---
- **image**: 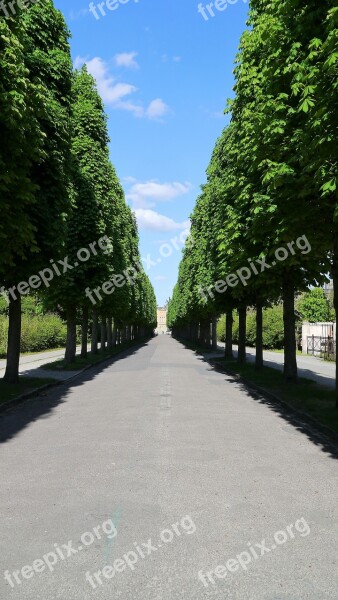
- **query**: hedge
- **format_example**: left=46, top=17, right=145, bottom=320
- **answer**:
left=0, top=314, right=67, bottom=356
left=217, top=305, right=284, bottom=350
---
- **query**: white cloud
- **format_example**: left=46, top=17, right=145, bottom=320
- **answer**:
left=84, top=57, right=137, bottom=105
left=126, top=180, right=193, bottom=208
left=154, top=275, right=167, bottom=281
left=145, top=99, right=169, bottom=120
left=134, top=209, right=190, bottom=232
left=73, top=56, right=170, bottom=120
left=114, top=52, right=139, bottom=69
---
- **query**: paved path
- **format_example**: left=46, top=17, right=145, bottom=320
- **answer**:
left=217, top=343, right=336, bottom=388
left=0, top=347, right=85, bottom=381
left=0, top=336, right=337, bottom=600
left=1, top=343, right=335, bottom=386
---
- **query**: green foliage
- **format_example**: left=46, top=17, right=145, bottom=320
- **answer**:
left=0, top=296, right=48, bottom=317
left=0, top=317, right=8, bottom=355
left=217, top=306, right=285, bottom=350
left=0, top=7, right=44, bottom=277
left=0, top=298, right=8, bottom=316
left=7, top=0, right=74, bottom=283
left=0, top=314, right=67, bottom=356
left=297, top=288, right=332, bottom=323
left=261, top=306, right=285, bottom=350
left=50, top=66, right=157, bottom=331
left=169, top=0, right=336, bottom=364
left=21, top=296, right=45, bottom=316
left=49, top=65, right=112, bottom=310
left=0, top=0, right=156, bottom=380
left=216, top=315, right=226, bottom=342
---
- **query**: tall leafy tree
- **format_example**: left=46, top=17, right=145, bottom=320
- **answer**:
left=170, top=0, right=337, bottom=396
left=0, top=6, right=43, bottom=270
left=1, top=1, right=73, bottom=382
left=297, top=288, right=332, bottom=323
left=51, top=66, right=111, bottom=362
left=53, top=66, right=157, bottom=360
left=0, top=6, right=43, bottom=384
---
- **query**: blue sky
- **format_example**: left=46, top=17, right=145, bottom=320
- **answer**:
left=55, top=0, right=249, bottom=305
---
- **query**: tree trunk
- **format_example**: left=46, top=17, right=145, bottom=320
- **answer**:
left=100, top=318, right=106, bottom=352
left=255, top=301, right=263, bottom=370
left=107, top=317, right=113, bottom=350
left=65, top=305, right=77, bottom=364
left=332, top=233, right=338, bottom=408
left=206, top=320, right=212, bottom=349
left=200, top=320, right=210, bottom=348
left=116, top=323, right=121, bottom=345
left=283, top=271, right=298, bottom=382
left=91, top=309, right=98, bottom=354
left=237, top=306, right=247, bottom=364
left=199, top=321, right=204, bottom=346
left=199, top=322, right=203, bottom=346
left=225, top=309, right=233, bottom=359
left=212, top=316, right=218, bottom=350
left=81, top=306, right=88, bottom=358
left=4, top=294, right=22, bottom=383
left=112, top=321, right=117, bottom=346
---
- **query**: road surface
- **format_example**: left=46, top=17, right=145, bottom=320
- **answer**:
left=0, top=336, right=337, bottom=600
left=1, top=342, right=335, bottom=387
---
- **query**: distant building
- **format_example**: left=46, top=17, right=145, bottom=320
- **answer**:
left=156, top=307, right=167, bottom=334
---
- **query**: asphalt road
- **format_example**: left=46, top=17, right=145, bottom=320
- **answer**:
left=0, top=336, right=337, bottom=600
left=0, top=348, right=67, bottom=373
left=1, top=342, right=335, bottom=387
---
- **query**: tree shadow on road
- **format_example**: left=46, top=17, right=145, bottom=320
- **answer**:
left=180, top=342, right=338, bottom=461
left=227, top=375, right=338, bottom=460
left=0, top=341, right=151, bottom=445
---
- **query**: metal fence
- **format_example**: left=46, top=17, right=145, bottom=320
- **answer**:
left=307, top=336, right=336, bottom=360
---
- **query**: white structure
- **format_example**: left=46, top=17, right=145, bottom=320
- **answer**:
left=302, top=322, right=336, bottom=356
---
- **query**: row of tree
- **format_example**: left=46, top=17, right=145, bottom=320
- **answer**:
left=0, top=0, right=157, bottom=383
left=168, top=0, right=337, bottom=405
left=218, top=288, right=335, bottom=351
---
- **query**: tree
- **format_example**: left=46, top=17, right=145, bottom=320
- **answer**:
left=0, top=7, right=43, bottom=272
left=49, top=65, right=113, bottom=362
left=0, top=8, right=43, bottom=383
left=0, top=1, right=73, bottom=382
left=169, top=0, right=337, bottom=396
left=51, top=67, right=157, bottom=359
left=297, top=288, right=332, bottom=323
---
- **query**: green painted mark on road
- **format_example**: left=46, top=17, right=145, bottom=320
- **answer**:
left=104, top=508, right=123, bottom=563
